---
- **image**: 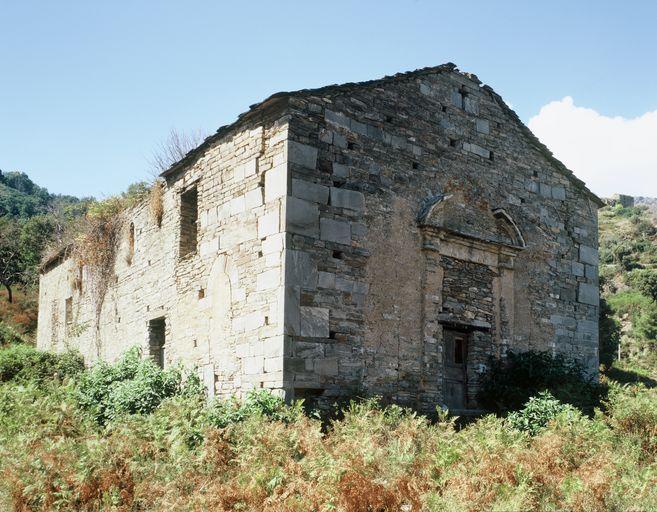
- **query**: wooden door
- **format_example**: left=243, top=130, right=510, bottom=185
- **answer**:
left=443, top=329, right=469, bottom=410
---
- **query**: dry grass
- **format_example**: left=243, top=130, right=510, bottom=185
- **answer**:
left=0, top=287, right=38, bottom=336
left=2, top=377, right=657, bottom=511
left=149, top=180, right=165, bottom=228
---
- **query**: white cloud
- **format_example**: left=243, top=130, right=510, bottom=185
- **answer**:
left=528, top=97, right=657, bottom=198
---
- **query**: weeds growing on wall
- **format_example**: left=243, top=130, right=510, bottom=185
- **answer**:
left=60, top=184, right=150, bottom=353
left=149, top=179, right=165, bottom=227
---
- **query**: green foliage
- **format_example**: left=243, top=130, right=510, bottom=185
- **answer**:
left=627, top=268, right=657, bottom=301
left=0, top=170, right=81, bottom=219
left=3, top=362, right=657, bottom=511
left=0, top=322, right=26, bottom=346
left=478, top=350, right=603, bottom=413
left=607, top=290, right=653, bottom=315
left=74, top=347, right=204, bottom=425
left=0, top=344, right=84, bottom=383
left=634, top=305, right=657, bottom=340
left=205, top=389, right=303, bottom=428
left=507, top=391, right=578, bottom=435
left=599, top=298, right=621, bottom=368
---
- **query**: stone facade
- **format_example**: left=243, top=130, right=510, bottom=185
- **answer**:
left=37, top=63, right=602, bottom=412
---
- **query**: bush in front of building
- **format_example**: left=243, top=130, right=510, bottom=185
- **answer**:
left=74, top=346, right=204, bottom=425
left=0, top=343, right=84, bottom=383
left=507, top=391, right=579, bottom=435
left=478, top=350, right=604, bottom=414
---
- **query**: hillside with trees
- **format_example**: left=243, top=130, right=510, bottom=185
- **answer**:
left=0, top=171, right=88, bottom=338
left=599, top=203, right=657, bottom=376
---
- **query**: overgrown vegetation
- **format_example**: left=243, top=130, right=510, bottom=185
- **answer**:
left=479, top=350, right=603, bottom=414
left=599, top=203, right=657, bottom=371
left=74, top=347, right=202, bottom=425
left=70, top=183, right=150, bottom=341
left=2, top=174, right=657, bottom=509
left=1, top=343, right=657, bottom=511
left=0, top=344, right=83, bottom=384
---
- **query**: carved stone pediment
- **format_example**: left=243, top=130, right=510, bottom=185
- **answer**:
left=417, top=192, right=525, bottom=250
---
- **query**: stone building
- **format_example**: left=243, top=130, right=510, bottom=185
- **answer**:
left=37, top=63, right=602, bottom=413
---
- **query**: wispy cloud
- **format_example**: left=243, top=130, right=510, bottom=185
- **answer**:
left=528, top=97, right=657, bottom=198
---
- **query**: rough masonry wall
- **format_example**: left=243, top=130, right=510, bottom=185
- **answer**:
left=282, top=68, right=599, bottom=411
left=37, top=112, right=291, bottom=398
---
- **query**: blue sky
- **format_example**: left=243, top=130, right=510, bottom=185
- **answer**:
left=1, top=0, right=656, bottom=198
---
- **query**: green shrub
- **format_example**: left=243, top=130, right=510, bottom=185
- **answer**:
left=599, top=298, right=621, bottom=368
left=607, top=290, right=653, bottom=317
left=627, top=269, right=657, bottom=301
left=507, top=391, right=578, bottom=435
left=75, top=347, right=203, bottom=425
left=205, top=389, right=302, bottom=428
left=478, top=350, right=603, bottom=413
left=604, top=383, right=657, bottom=455
left=0, top=322, right=26, bottom=346
left=634, top=305, right=657, bottom=341
left=0, top=344, right=84, bottom=383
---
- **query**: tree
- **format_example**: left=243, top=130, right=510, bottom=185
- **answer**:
left=149, top=128, right=208, bottom=174
left=628, top=269, right=657, bottom=302
left=599, top=298, right=621, bottom=368
left=0, top=219, right=25, bottom=303
left=19, top=216, right=57, bottom=287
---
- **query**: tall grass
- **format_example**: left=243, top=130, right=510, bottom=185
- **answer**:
left=1, top=346, right=657, bottom=511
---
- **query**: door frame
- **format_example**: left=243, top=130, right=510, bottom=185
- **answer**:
left=442, top=327, right=471, bottom=410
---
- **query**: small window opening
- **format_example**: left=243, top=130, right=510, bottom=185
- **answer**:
left=449, top=138, right=458, bottom=147
left=193, top=339, right=198, bottom=348
left=332, top=250, right=345, bottom=260
left=347, top=141, right=356, bottom=150
left=180, top=185, right=199, bottom=257
left=264, top=316, right=270, bottom=325
left=198, top=288, right=205, bottom=300
left=412, top=161, right=419, bottom=170
left=385, top=115, right=393, bottom=122
left=533, top=170, right=539, bottom=177
left=65, top=297, right=73, bottom=325
left=148, top=317, right=166, bottom=368
left=127, top=222, right=135, bottom=265
left=258, top=251, right=263, bottom=258
left=489, top=152, right=494, bottom=161
left=329, top=330, right=337, bottom=340
left=441, top=105, right=447, bottom=113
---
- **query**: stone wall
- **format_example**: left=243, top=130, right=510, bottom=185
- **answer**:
left=38, top=109, right=291, bottom=399
left=281, top=66, right=600, bottom=412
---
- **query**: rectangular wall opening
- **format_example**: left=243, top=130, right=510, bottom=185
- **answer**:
left=148, top=317, right=166, bottom=368
left=65, top=297, right=73, bottom=325
left=180, top=185, right=198, bottom=257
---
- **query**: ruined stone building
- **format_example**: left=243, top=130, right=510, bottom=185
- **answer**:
left=37, top=64, right=602, bottom=412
